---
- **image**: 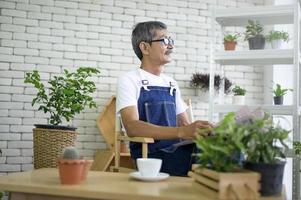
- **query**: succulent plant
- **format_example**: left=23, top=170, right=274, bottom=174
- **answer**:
left=62, top=146, right=80, bottom=160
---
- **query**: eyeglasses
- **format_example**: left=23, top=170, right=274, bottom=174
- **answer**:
left=149, top=37, right=174, bottom=46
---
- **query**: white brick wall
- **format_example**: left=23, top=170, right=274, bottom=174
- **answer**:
left=0, top=0, right=265, bottom=174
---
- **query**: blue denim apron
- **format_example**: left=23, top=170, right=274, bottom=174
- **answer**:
left=130, top=70, right=195, bottom=176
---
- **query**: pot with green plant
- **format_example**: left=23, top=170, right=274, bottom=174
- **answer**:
left=242, top=114, right=289, bottom=196
left=265, top=30, right=289, bottom=49
left=24, top=67, right=100, bottom=169
left=273, top=83, right=292, bottom=105
left=232, top=85, right=246, bottom=105
left=245, top=20, right=265, bottom=50
left=190, top=72, right=232, bottom=102
left=223, top=32, right=240, bottom=51
left=193, top=113, right=260, bottom=199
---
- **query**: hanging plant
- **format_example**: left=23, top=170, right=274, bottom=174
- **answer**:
left=190, top=73, right=232, bottom=94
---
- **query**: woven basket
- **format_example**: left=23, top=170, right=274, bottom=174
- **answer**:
left=33, top=128, right=77, bottom=169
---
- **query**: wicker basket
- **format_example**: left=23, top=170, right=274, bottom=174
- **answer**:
left=33, top=128, right=77, bottom=169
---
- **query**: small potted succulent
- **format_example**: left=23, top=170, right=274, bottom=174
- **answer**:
left=265, top=30, right=289, bottom=49
left=190, top=73, right=232, bottom=101
left=244, top=20, right=265, bottom=50
left=273, top=83, right=292, bottom=105
left=58, top=146, right=92, bottom=185
left=24, top=67, right=100, bottom=169
left=223, top=32, right=240, bottom=51
left=232, top=85, right=246, bottom=105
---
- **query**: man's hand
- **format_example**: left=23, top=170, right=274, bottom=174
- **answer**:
left=178, top=120, right=214, bottom=139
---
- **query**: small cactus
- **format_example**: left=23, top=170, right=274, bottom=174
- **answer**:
left=62, top=146, right=80, bottom=159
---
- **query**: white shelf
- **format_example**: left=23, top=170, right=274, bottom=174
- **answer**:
left=215, top=5, right=294, bottom=26
left=214, top=104, right=300, bottom=115
left=214, top=49, right=294, bottom=65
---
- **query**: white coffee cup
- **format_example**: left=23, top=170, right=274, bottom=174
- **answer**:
left=136, top=158, right=162, bottom=177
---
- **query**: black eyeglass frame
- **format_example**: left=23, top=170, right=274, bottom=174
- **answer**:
left=149, top=37, right=174, bottom=46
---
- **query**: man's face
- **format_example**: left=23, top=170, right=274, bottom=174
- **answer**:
left=148, top=29, right=174, bottom=65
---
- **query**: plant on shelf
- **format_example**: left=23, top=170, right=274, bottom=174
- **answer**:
left=24, top=67, right=100, bottom=169
left=223, top=32, right=240, bottom=51
left=242, top=113, right=289, bottom=196
left=190, top=73, right=232, bottom=99
left=193, top=113, right=260, bottom=199
left=232, top=85, right=246, bottom=105
left=244, top=20, right=265, bottom=50
left=273, top=83, right=292, bottom=105
left=58, top=146, right=92, bottom=185
left=265, top=30, right=289, bottom=49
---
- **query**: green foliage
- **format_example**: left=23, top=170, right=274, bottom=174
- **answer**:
left=195, top=113, right=245, bottom=172
left=24, top=67, right=100, bottom=125
left=232, top=85, right=246, bottom=96
left=244, top=20, right=264, bottom=40
left=190, top=73, right=233, bottom=94
left=293, top=141, right=301, bottom=156
left=62, top=146, right=80, bottom=159
left=273, top=83, right=292, bottom=97
left=224, top=32, right=240, bottom=42
left=242, top=114, right=289, bottom=164
left=266, top=30, right=289, bottom=43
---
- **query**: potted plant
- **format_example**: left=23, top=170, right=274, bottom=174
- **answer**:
left=193, top=113, right=260, bottom=199
left=273, top=83, right=292, bottom=105
left=58, top=146, right=92, bottom=185
left=223, top=32, right=240, bottom=51
left=244, top=20, right=265, bottom=50
left=190, top=73, right=232, bottom=101
left=265, top=30, right=289, bottom=49
left=24, top=67, right=100, bottom=169
left=232, top=85, right=246, bottom=105
left=242, top=114, right=289, bottom=196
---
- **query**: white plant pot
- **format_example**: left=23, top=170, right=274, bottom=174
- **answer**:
left=232, top=95, right=245, bottom=105
left=271, top=39, right=284, bottom=49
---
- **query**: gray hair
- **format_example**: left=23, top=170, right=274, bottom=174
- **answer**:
left=131, top=21, right=167, bottom=60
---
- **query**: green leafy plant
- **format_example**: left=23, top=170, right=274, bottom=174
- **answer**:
left=266, top=30, right=289, bottom=43
left=25, top=67, right=100, bottom=125
left=224, top=32, right=240, bottom=42
left=273, top=83, right=292, bottom=97
left=195, top=113, right=245, bottom=172
left=190, top=73, right=233, bottom=94
left=244, top=20, right=264, bottom=40
left=232, top=85, right=246, bottom=96
left=241, top=114, right=289, bottom=163
left=293, top=141, right=301, bottom=156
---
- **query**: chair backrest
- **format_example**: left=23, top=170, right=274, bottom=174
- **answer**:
left=96, top=96, right=116, bottom=150
left=185, top=99, right=194, bottom=122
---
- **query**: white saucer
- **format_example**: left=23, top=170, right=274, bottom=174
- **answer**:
left=129, top=171, right=169, bottom=182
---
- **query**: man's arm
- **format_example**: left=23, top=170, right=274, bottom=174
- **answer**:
left=177, top=112, right=190, bottom=126
left=120, top=106, right=212, bottom=140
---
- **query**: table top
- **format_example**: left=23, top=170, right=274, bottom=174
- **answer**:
left=0, top=168, right=209, bottom=200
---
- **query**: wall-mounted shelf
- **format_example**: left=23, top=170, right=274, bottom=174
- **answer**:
left=214, top=49, right=294, bottom=65
left=215, top=5, right=294, bottom=26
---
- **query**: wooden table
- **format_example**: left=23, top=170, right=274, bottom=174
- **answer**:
left=0, top=168, right=286, bottom=200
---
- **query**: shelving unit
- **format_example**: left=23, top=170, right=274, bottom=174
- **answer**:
left=209, top=3, right=300, bottom=199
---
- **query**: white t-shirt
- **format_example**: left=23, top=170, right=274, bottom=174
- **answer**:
left=116, top=68, right=187, bottom=115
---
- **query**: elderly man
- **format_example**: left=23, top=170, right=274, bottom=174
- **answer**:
left=116, top=21, right=212, bottom=176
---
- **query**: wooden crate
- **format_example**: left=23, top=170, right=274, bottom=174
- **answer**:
left=191, top=168, right=260, bottom=200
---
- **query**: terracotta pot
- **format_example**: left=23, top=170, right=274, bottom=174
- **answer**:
left=224, top=41, right=237, bottom=51
left=81, top=160, right=93, bottom=181
left=58, top=159, right=85, bottom=185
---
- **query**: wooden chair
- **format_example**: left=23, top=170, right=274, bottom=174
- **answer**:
left=113, top=98, right=194, bottom=172
left=91, top=96, right=134, bottom=171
